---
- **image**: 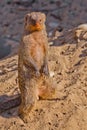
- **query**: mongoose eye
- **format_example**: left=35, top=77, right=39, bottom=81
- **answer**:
left=39, top=19, right=42, bottom=22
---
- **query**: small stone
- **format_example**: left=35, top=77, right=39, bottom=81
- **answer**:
left=0, top=70, right=4, bottom=74
left=49, top=42, right=54, bottom=45
left=48, top=32, right=53, bottom=37
left=50, top=71, right=55, bottom=77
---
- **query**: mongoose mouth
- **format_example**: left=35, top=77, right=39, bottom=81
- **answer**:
left=26, top=23, right=43, bottom=32
left=35, top=22, right=42, bottom=29
left=31, top=23, right=43, bottom=31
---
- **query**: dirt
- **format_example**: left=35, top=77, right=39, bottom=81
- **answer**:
left=0, top=0, right=87, bottom=130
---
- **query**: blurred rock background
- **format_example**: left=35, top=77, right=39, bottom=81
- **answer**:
left=0, top=0, right=87, bottom=59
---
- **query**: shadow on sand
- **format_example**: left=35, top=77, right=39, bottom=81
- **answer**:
left=0, top=94, right=21, bottom=118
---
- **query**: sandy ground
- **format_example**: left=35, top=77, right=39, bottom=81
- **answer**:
left=0, top=0, right=87, bottom=130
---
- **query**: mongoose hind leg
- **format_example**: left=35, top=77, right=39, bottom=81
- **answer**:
left=41, top=58, right=49, bottom=76
left=38, top=76, right=56, bottom=100
left=19, top=78, right=38, bottom=123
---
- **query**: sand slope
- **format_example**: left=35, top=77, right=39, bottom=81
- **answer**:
left=0, top=28, right=87, bottom=130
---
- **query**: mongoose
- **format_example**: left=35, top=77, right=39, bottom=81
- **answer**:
left=18, top=12, right=56, bottom=122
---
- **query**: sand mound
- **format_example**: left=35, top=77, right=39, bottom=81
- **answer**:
left=0, top=27, right=87, bottom=130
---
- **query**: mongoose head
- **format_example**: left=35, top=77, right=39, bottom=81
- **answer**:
left=24, top=12, right=46, bottom=32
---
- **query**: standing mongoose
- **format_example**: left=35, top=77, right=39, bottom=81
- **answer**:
left=18, top=12, right=55, bottom=122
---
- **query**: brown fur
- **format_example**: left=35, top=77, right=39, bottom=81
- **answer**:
left=18, top=12, right=55, bottom=122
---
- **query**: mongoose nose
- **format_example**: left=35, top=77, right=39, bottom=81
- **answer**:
left=32, top=19, right=37, bottom=25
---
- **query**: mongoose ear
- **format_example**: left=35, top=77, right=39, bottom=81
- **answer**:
left=24, top=14, right=30, bottom=26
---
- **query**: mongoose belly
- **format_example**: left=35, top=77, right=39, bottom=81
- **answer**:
left=30, top=43, right=45, bottom=70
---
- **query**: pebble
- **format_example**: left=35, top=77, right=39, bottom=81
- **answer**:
left=49, top=42, right=54, bottom=45
left=50, top=71, right=55, bottom=77
left=0, top=70, right=4, bottom=75
left=77, top=23, right=87, bottom=30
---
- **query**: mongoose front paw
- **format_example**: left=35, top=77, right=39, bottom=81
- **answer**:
left=43, top=67, right=49, bottom=76
left=36, top=71, right=40, bottom=77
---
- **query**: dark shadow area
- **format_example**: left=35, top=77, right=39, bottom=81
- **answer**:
left=0, top=38, right=11, bottom=59
left=0, top=94, right=21, bottom=118
left=79, top=49, right=87, bottom=57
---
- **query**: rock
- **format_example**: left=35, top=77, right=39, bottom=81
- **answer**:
left=77, top=23, right=87, bottom=30
left=49, top=22, right=59, bottom=28
left=50, top=71, right=55, bottom=77
left=49, top=42, right=54, bottom=45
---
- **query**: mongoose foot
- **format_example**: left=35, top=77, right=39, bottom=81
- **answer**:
left=19, top=113, right=29, bottom=123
